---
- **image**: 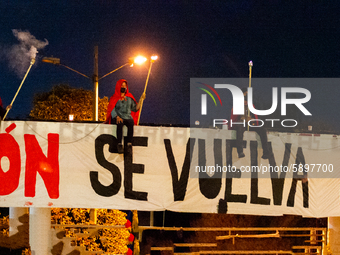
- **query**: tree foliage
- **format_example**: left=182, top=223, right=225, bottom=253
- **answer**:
left=30, top=84, right=108, bottom=121
left=50, top=208, right=130, bottom=254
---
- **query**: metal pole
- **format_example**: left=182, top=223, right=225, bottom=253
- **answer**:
left=91, top=47, right=99, bottom=221
left=99, top=63, right=130, bottom=80
left=247, top=61, right=253, bottom=131
left=137, top=60, right=153, bottom=125
left=60, top=64, right=90, bottom=79
left=3, top=58, right=35, bottom=120
left=93, top=46, right=99, bottom=121
left=248, top=61, right=253, bottom=88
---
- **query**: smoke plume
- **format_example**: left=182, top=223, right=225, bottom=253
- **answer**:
left=4, top=29, right=49, bottom=77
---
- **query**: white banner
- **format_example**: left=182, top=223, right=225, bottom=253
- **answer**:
left=0, top=121, right=340, bottom=217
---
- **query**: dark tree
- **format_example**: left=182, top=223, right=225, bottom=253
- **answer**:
left=30, top=84, right=108, bottom=121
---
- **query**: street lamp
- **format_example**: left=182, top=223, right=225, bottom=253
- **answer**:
left=137, top=55, right=158, bottom=125
left=42, top=57, right=90, bottom=79
left=133, top=56, right=147, bottom=66
left=42, top=47, right=147, bottom=121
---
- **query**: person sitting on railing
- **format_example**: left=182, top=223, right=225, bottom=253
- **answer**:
left=105, top=79, right=145, bottom=154
left=229, top=87, right=272, bottom=159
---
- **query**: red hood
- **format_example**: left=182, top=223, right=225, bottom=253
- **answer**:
left=105, top=79, right=140, bottom=125
left=114, top=79, right=131, bottom=95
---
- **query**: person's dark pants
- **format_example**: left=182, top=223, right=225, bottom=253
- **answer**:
left=111, top=117, right=134, bottom=144
left=234, top=125, right=270, bottom=155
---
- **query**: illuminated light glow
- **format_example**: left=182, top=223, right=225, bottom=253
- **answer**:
left=151, top=55, right=158, bottom=61
left=134, top=56, right=147, bottom=65
left=39, top=162, right=53, bottom=173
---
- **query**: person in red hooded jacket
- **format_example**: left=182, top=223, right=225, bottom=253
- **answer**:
left=0, top=97, right=11, bottom=120
left=105, top=79, right=145, bottom=153
left=229, top=88, right=271, bottom=159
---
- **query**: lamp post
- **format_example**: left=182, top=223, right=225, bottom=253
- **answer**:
left=137, top=55, right=158, bottom=125
left=42, top=46, right=147, bottom=121
left=247, top=61, right=253, bottom=131
left=93, top=46, right=99, bottom=121
left=3, top=58, right=36, bottom=120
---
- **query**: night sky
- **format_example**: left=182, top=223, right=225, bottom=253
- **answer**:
left=0, top=1, right=339, bottom=129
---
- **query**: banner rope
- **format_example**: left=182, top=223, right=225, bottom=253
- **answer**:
left=23, top=121, right=103, bottom=144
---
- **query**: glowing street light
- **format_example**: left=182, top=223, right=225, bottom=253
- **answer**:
left=99, top=55, right=146, bottom=80
left=133, top=55, right=147, bottom=65
left=137, top=55, right=158, bottom=125
left=42, top=49, right=147, bottom=121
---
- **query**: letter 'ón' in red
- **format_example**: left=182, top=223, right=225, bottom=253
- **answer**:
left=0, top=123, right=60, bottom=199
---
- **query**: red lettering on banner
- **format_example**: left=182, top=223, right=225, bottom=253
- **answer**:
left=0, top=123, right=21, bottom=195
left=24, top=133, right=60, bottom=199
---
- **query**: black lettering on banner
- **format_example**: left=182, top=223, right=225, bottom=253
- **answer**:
left=250, top=141, right=270, bottom=205
left=91, top=134, right=121, bottom=197
left=198, top=139, right=222, bottom=199
left=287, top=147, right=309, bottom=208
left=224, top=139, right=247, bottom=203
left=269, top=143, right=290, bottom=205
left=164, top=138, right=195, bottom=201
left=124, top=137, right=148, bottom=201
